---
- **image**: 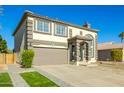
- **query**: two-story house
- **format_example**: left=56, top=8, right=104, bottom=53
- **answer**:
left=13, top=10, right=99, bottom=66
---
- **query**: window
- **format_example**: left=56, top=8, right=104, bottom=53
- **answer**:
left=69, top=29, right=72, bottom=37
left=55, top=24, right=67, bottom=37
left=37, top=20, right=50, bottom=33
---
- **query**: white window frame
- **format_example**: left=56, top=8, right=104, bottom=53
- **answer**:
left=55, top=24, right=68, bottom=37
left=36, top=20, right=51, bottom=34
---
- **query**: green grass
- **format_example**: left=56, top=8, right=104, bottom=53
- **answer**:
left=0, top=73, right=13, bottom=87
left=20, top=71, right=59, bottom=87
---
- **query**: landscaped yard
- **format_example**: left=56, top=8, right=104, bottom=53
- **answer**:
left=20, top=71, right=59, bottom=87
left=0, top=73, right=13, bottom=87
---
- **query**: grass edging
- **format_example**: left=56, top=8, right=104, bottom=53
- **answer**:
left=20, top=71, right=59, bottom=87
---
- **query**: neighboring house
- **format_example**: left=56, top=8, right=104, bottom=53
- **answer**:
left=98, top=42, right=124, bottom=61
left=13, top=10, right=98, bottom=66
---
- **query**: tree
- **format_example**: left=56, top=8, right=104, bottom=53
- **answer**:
left=7, top=48, right=13, bottom=54
left=119, top=32, right=124, bottom=43
left=0, top=34, right=8, bottom=53
left=21, top=50, right=35, bottom=68
left=1, top=40, right=7, bottom=53
left=111, top=49, right=122, bottom=62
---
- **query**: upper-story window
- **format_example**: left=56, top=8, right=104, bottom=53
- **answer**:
left=37, top=20, right=50, bottom=33
left=55, top=24, right=68, bottom=37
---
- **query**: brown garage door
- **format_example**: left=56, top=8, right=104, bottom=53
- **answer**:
left=33, top=47, right=68, bottom=65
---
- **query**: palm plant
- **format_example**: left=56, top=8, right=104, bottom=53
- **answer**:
left=119, top=32, right=124, bottom=43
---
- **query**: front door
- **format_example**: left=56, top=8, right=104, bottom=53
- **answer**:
left=69, top=45, right=76, bottom=62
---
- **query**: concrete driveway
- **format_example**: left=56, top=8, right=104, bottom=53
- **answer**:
left=35, top=64, right=124, bottom=87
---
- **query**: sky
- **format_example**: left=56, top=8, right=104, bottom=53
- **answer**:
left=0, top=5, right=124, bottom=49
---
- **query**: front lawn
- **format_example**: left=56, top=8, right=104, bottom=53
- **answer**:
left=0, top=73, right=13, bottom=87
left=20, top=71, right=59, bottom=87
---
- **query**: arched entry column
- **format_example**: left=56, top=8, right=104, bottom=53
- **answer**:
left=68, top=35, right=92, bottom=66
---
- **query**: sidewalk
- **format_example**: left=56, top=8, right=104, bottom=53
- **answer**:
left=8, top=64, right=29, bottom=87
left=0, top=64, right=8, bottom=71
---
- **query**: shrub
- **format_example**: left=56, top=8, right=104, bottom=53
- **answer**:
left=111, top=49, right=122, bottom=61
left=21, top=49, right=35, bottom=68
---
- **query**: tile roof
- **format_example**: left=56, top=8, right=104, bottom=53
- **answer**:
left=98, top=42, right=124, bottom=50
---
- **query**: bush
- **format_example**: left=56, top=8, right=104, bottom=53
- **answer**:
left=21, top=49, right=35, bottom=68
left=111, top=49, right=122, bottom=61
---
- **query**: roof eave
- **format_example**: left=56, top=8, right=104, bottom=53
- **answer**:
left=26, top=12, right=99, bottom=33
left=13, top=11, right=99, bottom=36
left=12, top=12, right=29, bottom=36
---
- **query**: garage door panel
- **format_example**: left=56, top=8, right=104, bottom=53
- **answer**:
left=33, top=48, right=68, bottom=65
